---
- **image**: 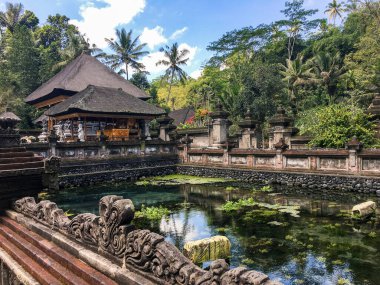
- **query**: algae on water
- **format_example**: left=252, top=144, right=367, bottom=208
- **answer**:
left=135, top=174, right=231, bottom=186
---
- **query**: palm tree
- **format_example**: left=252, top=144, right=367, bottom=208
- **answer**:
left=310, top=52, right=346, bottom=103
left=104, top=28, right=149, bottom=80
left=280, top=54, right=313, bottom=116
left=325, top=0, right=344, bottom=26
left=0, top=3, right=25, bottom=33
left=156, top=42, right=189, bottom=105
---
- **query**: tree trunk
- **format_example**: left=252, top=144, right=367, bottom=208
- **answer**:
left=125, top=62, right=129, bottom=80
left=166, top=72, right=174, bottom=105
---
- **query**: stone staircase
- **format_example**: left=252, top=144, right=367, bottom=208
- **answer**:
left=0, top=147, right=44, bottom=171
left=0, top=215, right=117, bottom=285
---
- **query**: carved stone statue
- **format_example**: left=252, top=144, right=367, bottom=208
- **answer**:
left=63, top=120, right=72, bottom=139
left=55, top=123, right=64, bottom=142
left=78, top=123, right=85, bottom=142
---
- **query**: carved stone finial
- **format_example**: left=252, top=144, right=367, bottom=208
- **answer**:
left=346, top=136, right=363, bottom=151
left=274, top=138, right=289, bottom=150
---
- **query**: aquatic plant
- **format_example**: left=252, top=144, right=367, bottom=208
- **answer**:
left=368, top=231, right=377, bottom=238
left=221, top=198, right=256, bottom=212
left=135, top=205, right=171, bottom=220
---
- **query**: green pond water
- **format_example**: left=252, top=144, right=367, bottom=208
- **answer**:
left=44, top=179, right=380, bottom=285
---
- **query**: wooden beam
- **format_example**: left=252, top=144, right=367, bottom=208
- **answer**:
left=33, top=96, right=70, bottom=109
left=52, top=112, right=156, bottom=120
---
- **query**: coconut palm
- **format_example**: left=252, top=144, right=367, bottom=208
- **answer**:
left=0, top=2, right=26, bottom=33
left=104, top=28, right=149, bottom=80
left=310, top=51, right=346, bottom=103
left=156, top=42, right=189, bottom=105
left=325, top=0, right=344, bottom=26
left=280, top=54, right=313, bottom=115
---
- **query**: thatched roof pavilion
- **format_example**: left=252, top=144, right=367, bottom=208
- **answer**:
left=44, top=85, right=165, bottom=142
left=46, top=85, right=164, bottom=120
left=25, top=53, right=150, bottom=108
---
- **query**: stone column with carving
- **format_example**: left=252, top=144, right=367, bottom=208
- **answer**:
left=268, top=107, right=298, bottom=149
left=210, top=102, right=230, bottom=148
left=274, top=138, right=288, bottom=169
left=346, top=136, right=363, bottom=173
left=237, top=109, right=261, bottom=149
left=157, top=115, right=176, bottom=142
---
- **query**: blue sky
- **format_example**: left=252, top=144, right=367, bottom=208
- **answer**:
left=0, top=0, right=332, bottom=79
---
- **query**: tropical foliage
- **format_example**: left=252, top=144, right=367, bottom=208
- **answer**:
left=0, top=0, right=379, bottom=147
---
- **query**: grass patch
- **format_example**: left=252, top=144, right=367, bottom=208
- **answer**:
left=135, top=174, right=231, bottom=186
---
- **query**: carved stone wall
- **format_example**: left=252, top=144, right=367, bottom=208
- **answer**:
left=13, top=195, right=282, bottom=285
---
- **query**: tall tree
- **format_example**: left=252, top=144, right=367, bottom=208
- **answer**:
left=104, top=28, right=149, bottom=80
left=325, top=0, right=344, bottom=26
left=280, top=54, right=313, bottom=115
left=129, top=72, right=150, bottom=90
left=156, top=42, right=189, bottom=105
left=0, top=3, right=38, bottom=33
left=311, top=51, right=345, bottom=103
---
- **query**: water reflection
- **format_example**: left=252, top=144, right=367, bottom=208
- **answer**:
left=47, top=182, right=380, bottom=285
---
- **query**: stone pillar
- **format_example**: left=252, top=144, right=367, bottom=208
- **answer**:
left=157, top=115, right=176, bottom=142
left=237, top=109, right=261, bottom=149
left=268, top=107, right=298, bottom=149
left=42, top=156, right=61, bottom=191
left=0, top=108, right=21, bottom=147
left=346, top=136, right=363, bottom=173
left=210, top=102, right=230, bottom=148
left=274, top=138, right=288, bottom=169
left=48, top=130, right=59, bottom=157
left=367, top=93, right=380, bottom=138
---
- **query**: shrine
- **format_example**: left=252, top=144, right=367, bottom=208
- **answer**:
left=25, top=53, right=165, bottom=142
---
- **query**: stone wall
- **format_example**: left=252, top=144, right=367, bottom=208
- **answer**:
left=24, top=140, right=177, bottom=159
left=59, top=154, right=178, bottom=188
left=177, top=165, right=380, bottom=196
left=179, top=148, right=380, bottom=176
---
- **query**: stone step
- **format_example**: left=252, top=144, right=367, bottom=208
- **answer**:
left=0, top=230, right=62, bottom=285
left=0, top=147, right=26, bottom=153
left=0, top=151, right=34, bottom=159
left=0, top=216, right=117, bottom=285
left=0, top=156, right=43, bottom=165
left=0, top=161, right=44, bottom=171
left=0, top=220, right=90, bottom=285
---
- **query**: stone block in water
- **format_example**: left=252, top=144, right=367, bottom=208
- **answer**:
left=352, top=201, right=376, bottom=219
left=183, top=235, right=231, bottom=264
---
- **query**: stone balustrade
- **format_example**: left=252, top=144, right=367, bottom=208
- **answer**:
left=13, top=195, right=282, bottom=285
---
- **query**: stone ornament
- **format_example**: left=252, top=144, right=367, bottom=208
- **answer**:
left=13, top=195, right=282, bottom=285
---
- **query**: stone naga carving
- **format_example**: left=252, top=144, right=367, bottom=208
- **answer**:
left=13, top=195, right=282, bottom=285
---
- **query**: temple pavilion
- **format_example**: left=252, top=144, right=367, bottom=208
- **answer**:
left=25, top=53, right=165, bottom=142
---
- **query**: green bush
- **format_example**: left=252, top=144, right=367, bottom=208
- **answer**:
left=297, top=104, right=376, bottom=148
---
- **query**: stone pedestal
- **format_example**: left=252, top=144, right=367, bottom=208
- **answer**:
left=210, top=103, right=230, bottom=148
left=157, top=115, right=176, bottom=142
left=237, top=110, right=261, bottom=149
left=268, top=107, right=298, bottom=149
left=346, top=136, right=363, bottom=173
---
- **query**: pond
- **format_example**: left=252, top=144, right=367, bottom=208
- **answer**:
left=44, top=177, right=380, bottom=285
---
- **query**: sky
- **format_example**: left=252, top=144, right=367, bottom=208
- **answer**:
left=0, top=0, right=332, bottom=79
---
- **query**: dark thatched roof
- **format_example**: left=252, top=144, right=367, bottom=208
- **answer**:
left=25, top=53, right=150, bottom=104
left=45, top=85, right=165, bottom=117
left=169, top=107, right=195, bottom=126
left=0, top=110, right=21, bottom=122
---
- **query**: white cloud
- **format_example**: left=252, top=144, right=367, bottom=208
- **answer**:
left=70, top=0, right=146, bottom=48
left=140, top=26, right=167, bottom=50
left=170, top=27, right=188, bottom=40
left=141, top=43, right=198, bottom=75
left=190, top=69, right=202, bottom=79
